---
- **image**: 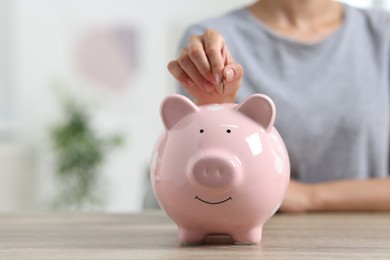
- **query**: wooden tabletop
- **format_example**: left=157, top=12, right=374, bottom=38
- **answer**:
left=1, top=211, right=389, bottom=259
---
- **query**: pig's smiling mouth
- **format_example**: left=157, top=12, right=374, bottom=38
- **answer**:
left=195, top=196, right=232, bottom=205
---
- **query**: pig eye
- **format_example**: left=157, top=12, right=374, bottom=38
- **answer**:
left=226, top=129, right=231, bottom=134
left=200, top=129, right=204, bottom=133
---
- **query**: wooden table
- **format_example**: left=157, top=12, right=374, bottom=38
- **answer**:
left=1, top=211, right=389, bottom=259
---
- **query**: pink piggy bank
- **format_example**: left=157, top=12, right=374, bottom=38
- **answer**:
left=150, top=94, right=290, bottom=245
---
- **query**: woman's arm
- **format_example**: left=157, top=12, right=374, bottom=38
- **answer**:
left=280, top=177, right=390, bottom=212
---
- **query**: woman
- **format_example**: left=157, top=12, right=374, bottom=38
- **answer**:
left=167, top=0, right=390, bottom=212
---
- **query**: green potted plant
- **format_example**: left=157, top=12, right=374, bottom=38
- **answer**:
left=50, top=94, right=123, bottom=210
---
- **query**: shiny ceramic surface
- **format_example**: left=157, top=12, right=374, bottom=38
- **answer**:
left=150, top=94, right=290, bottom=245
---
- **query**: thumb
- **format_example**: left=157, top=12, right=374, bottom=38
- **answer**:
left=223, top=63, right=243, bottom=84
left=214, top=63, right=243, bottom=96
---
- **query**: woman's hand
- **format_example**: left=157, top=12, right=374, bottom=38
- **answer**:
left=167, top=29, right=243, bottom=105
left=279, top=180, right=316, bottom=213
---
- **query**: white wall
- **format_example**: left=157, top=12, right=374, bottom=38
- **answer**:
left=2, top=0, right=255, bottom=212
left=0, top=0, right=383, bottom=212
left=341, top=0, right=374, bottom=7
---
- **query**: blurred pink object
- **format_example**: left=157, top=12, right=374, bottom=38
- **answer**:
left=77, top=27, right=137, bottom=90
left=150, top=94, right=290, bottom=245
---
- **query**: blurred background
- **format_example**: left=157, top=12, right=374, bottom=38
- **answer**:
left=0, top=0, right=386, bottom=212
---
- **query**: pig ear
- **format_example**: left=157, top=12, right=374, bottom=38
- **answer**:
left=160, top=94, right=199, bottom=130
left=236, top=94, right=276, bottom=133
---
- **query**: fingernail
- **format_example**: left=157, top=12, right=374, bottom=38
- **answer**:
left=226, top=68, right=235, bottom=81
left=214, top=73, right=222, bottom=84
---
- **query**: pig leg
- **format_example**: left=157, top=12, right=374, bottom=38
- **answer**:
left=231, top=226, right=263, bottom=245
left=178, top=226, right=207, bottom=245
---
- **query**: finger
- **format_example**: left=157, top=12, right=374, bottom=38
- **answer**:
left=214, top=63, right=243, bottom=95
left=222, top=43, right=230, bottom=66
left=177, top=48, right=214, bottom=92
left=225, top=45, right=234, bottom=65
left=203, top=29, right=225, bottom=84
left=224, top=63, right=243, bottom=84
left=167, top=60, right=195, bottom=88
left=187, top=35, right=214, bottom=84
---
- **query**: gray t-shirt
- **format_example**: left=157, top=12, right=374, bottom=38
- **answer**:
left=178, top=4, right=390, bottom=183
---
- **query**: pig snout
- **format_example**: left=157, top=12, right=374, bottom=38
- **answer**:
left=189, top=152, right=242, bottom=190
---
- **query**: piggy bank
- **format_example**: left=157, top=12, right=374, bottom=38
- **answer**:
left=150, top=94, right=290, bottom=245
